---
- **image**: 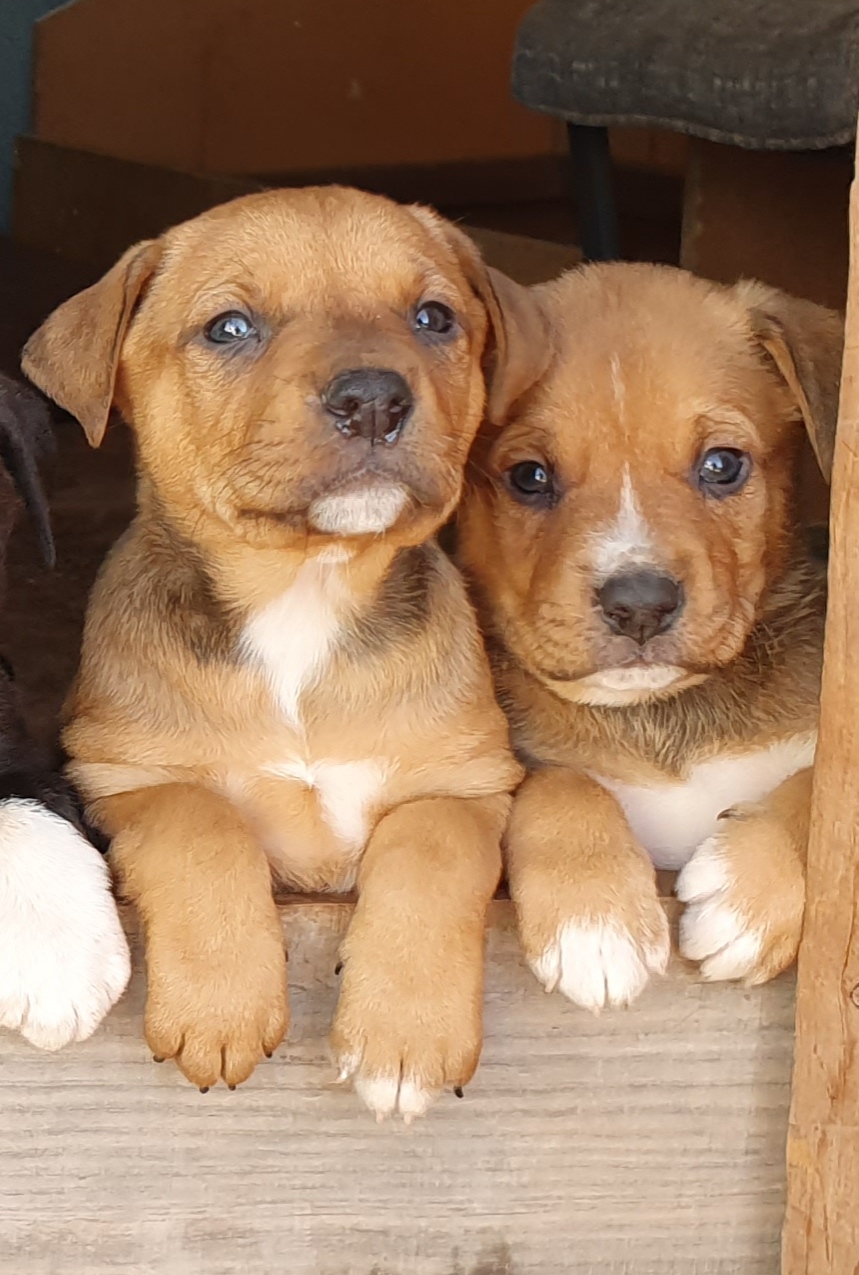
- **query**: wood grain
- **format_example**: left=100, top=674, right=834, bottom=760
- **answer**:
left=681, top=140, right=850, bottom=311
left=33, top=0, right=555, bottom=176
left=11, top=138, right=582, bottom=285
left=0, top=900, right=793, bottom=1275
left=781, top=135, right=859, bottom=1275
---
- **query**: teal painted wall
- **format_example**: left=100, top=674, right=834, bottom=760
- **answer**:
left=0, top=1, right=68, bottom=231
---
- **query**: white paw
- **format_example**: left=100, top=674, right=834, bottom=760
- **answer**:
left=531, top=919, right=670, bottom=1012
left=336, top=1055, right=437, bottom=1125
left=0, top=800, right=131, bottom=1049
left=676, top=834, right=763, bottom=981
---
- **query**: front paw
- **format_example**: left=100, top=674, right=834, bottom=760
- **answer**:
left=331, top=931, right=483, bottom=1123
left=144, top=930, right=288, bottom=1090
left=0, top=801, right=131, bottom=1049
left=677, top=810, right=804, bottom=985
left=517, top=871, right=669, bottom=1012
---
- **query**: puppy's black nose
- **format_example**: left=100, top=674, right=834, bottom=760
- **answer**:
left=597, top=571, right=684, bottom=645
left=321, top=368, right=413, bottom=444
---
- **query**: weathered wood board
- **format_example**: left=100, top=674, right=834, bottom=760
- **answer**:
left=781, top=131, right=859, bottom=1275
left=11, top=138, right=581, bottom=286
left=0, top=900, right=793, bottom=1275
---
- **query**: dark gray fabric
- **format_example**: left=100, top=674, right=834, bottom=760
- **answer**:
left=513, top=0, right=859, bottom=149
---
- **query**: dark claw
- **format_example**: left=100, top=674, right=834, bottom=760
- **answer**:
left=334, top=961, right=343, bottom=976
left=454, top=1086, right=464, bottom=1099
left=199, top=1086, right=210, bottom=1094
left=228, top=1084, right=237, bottom=1092
left=152, top=1055, right=165, bottom=1064
left=264, top=1050, right=273, bottom=1059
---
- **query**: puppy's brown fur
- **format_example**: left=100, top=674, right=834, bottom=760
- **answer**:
left=23, top=188, right=547, bottom=1116
left=458, top=263, right=840, bottom=1008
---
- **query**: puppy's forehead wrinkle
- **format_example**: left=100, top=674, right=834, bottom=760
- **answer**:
left=164, top=199, right=454, bottom=316
left=493, top=412, right=560, bottom=465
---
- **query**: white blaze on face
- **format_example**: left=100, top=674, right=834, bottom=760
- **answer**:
left=580, top=466, right=682, bottom=702
left=609, top=353, right=625, bottom=418
left=589, top=467, right=657, bottom=580
left=309, top=485, right=408, bottom=536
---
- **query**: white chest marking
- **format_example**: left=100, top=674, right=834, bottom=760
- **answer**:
left=264, top=758, right=390, bottom=849
left=590, top=732, right=816, bottom=870
left=589, top=469, right=657, bottom=580
left=240, top=553, right=349, bottom=728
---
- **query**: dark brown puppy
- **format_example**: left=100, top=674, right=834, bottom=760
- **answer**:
left=23, top=188, right=548, bottom=1118
left=0, top=373, right=129, bottom=1048
left=458, top=263, right=840, bottom=1009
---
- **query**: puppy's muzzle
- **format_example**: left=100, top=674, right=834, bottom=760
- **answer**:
left=321, top=368, right=413, bottom=445
left=597, top=570, right=684, bottom=645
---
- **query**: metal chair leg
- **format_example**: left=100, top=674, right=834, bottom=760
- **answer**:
left=567, top=123, right=620, bottom=262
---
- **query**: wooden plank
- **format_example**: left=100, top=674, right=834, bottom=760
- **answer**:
left=33, top=0, right=210, bottom=174
left=12, top=138, right=261, bottom=273
left=11, top=140, right=581, bottom=287
left=781, top=134, right=859, bottom=1275
left=1, top=899, right=793, bottom=1274
left=680, top=139, right=851, bottom=311
left=463, top=226, right=579, bottom=286
left=32, top=0, right=554, bottom=177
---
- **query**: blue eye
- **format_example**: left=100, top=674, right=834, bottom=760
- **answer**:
left=696, top=447, right=751, bottom=495
left=204, top=311, right=257, bottom=345
left=413, top=301, right=456, bottom=336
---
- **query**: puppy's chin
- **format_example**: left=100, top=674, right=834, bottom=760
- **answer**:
left=308, top=484, right=409, bottom=536
left=551, top=665, right=708, bottom=707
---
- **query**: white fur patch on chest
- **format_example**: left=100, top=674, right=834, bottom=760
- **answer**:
left=264, top=757, right=390, bottom=849
left=239, top=552, right=349, bottom=728
left=590, top=732, right=816, bottom=870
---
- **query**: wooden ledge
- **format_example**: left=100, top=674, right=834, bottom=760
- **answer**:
left=0, top=899, right=794, bottom=1274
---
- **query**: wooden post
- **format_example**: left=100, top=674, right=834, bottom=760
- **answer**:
left=781, top=130, right=859, bottom=1274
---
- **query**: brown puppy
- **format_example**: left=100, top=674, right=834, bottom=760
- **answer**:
left=22, top=188, right=547, bottom=1118
left=458, top=263, right=841, bottom=1009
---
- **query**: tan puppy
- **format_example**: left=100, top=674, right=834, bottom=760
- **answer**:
left=458, top=263, right=841, bottom=1010
left=22, top=188, right=547, bottom=1119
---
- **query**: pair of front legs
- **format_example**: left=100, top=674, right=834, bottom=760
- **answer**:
left=98, top=784, right=505, bottom=1121
left=507, top=767, right=810, bottom=1010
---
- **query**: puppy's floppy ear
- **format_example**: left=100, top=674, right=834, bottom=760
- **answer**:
left=21, top=239, right=162, bottom=448
left=409, top=207, right=550, bottom=424
left=738, top=280, right=844, bottom=483
left=0, top=375, right=55, bottom=567
left=480, top=265, right=552, bottom=425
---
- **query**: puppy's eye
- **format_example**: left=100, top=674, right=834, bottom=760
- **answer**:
left=696, top=447, right=751, bottom=496
left=413, top=301, right=456, bottom=337
left=506, top=460, right=556, bottom=505
left=204, top=311, right=257, bottom=345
